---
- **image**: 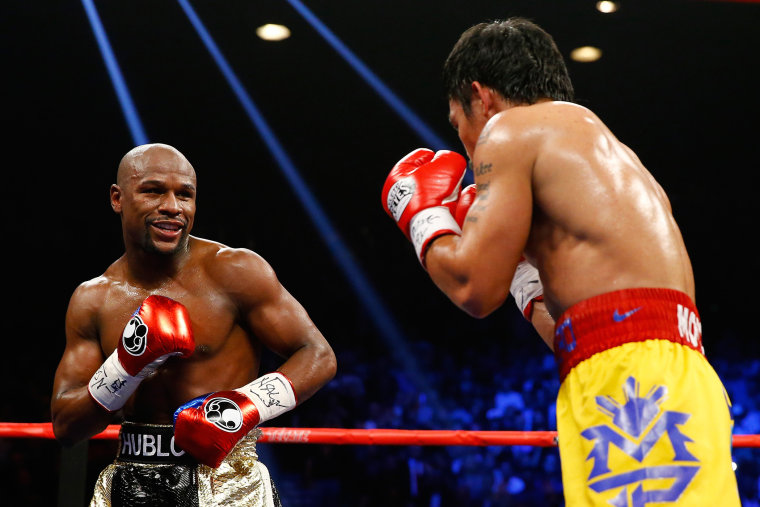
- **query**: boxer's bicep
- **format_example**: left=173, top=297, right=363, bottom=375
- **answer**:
left=220, top=249, right=329, bottom=359
left=52, top=287, right=109, bottom=427
left=247, top=280, right=323, bottom=358
left=228, top=253, right=335, bottom=401
left=455, top=136, right=534, bottom=305
left=54, top=289, right=104, bottom=390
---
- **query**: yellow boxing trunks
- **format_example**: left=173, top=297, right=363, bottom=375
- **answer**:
left=553, top=288, right=740, bottom=506
left=90, top=422, right=281, bottom=507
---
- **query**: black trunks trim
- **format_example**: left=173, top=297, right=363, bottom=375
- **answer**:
left=116, top=421, right=195, bottom=465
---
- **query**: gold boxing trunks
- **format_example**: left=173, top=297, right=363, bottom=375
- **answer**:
left=90, top=422, right=282, bottom=507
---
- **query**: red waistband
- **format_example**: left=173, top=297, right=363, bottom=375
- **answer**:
left=553, top=288, right=704, bottom=382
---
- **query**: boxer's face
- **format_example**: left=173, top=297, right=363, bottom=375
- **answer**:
left=448, top=98, right=487, bottom=161
left=113, top=148, right=197, bottom=256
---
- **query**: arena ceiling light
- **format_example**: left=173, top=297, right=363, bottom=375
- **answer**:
left=256, top=23, right=291, bottom=41
left=596, top=1, right=620, bottom=13
left=570, top=46, right=603, bottom=62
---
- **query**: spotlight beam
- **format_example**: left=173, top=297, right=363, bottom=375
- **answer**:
left=285, top=0, right=473, bottom=185
left=285, top=0, right=448, bottom=151
left=176, top=0, right=445, bottom=418
left=80, top=0, right=148, bottom=146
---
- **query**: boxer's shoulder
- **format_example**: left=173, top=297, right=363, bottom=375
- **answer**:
left=67, top=275, right=113, bottom=338
left=193, top=237, right=278, bottom=297
left=488, top=100, right=593, bottom=138
left=71, top=272, right=117, bottom=308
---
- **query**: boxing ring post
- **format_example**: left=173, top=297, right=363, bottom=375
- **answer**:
left=2, top=422, right=759, bottom=505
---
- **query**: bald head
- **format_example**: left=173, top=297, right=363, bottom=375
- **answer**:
left=117, top=143, right=196, bottom=188
left=111, top=143, right=198, bottom=256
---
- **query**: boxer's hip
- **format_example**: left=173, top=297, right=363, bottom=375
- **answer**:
left=552, top=288, right=704, bottom=382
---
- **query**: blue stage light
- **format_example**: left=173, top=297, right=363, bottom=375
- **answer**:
left=177, top=0, right=443, bottom=412
left=81, top=0, right=148, bottom=146
left=285, top=0, right=472, bottom=184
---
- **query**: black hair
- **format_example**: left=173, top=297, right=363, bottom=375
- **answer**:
left=443, top=18, right=574, bottom=114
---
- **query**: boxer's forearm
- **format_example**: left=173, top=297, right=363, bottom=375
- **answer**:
left=52, top=387, right=117, bottom=446
left=530, top=301, right=556, bottom=351
left=276, top=341, right=337, bottom=404
left=173, top=339, right=336, bottom=468
left=426, top=235, right=510, bottom=318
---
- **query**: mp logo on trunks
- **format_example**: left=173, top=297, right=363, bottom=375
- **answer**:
left=122, top=315, right=148, bottom=356
left=204, top=397, right=244, bottom=432
left=581, top=376, right=700, bottom=506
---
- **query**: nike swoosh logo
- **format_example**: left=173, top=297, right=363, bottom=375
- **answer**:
left=613, top=307, right=642, bottom=322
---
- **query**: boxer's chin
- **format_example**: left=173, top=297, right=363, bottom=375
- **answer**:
left=143, top=229, right=189, bottom=256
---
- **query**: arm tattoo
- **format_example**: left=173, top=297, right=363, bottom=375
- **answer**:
left=477, top=181, right=491, bottom=200
left=474, top=162, right=493, bottom=176
left=465, top=180, right=491, bottom=223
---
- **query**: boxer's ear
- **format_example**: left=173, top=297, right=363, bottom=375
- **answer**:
left=110, top=184, right=122, bottom=214
left=470, top=81, right=500, bottom=119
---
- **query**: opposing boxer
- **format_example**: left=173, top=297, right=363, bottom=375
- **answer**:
left=382, top=18, right=739, bottom=505
left=52, top=143, right=337, bottom=506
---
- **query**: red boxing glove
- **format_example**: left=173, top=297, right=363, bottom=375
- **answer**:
left=117, top=295, right=195, bottom=376
left=382, top=148, right=467, bottom=265
left=173, top=391, right=261, bottom=468
left=88, top=295, right=195, bottom=412
left=454, top=184, right=477, bottom=228
left=174, top=372, right=297, bottom=468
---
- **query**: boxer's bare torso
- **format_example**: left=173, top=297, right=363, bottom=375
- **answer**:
left=432, top=98, right=694, bottom=323
left=52, top=144, right=334, bottom=445
left=67, top=238, right=269, bottom=423
left=517, top=101, right=694, bottom=317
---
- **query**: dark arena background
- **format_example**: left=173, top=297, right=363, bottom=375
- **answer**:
left=4, top=1, right=760, bottom=505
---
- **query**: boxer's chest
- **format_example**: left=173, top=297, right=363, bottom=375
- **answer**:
left=97, top=274, right=239, bottom=356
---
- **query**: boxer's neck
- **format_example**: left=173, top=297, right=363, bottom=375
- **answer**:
left=124, top=240, right=192, bottom=285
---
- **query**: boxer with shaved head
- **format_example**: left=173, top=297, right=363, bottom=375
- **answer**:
left=52, top=143, right=336, bottom=506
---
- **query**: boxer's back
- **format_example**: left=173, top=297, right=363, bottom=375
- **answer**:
left=522, top=102, right=695, bottom=318
left=93, top=237, right=261, bottom=423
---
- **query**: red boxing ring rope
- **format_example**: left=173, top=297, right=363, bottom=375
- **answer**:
left=2, top=422, right=759, bottom=448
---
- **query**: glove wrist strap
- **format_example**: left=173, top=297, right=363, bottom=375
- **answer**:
left=236, top=372, right=297, bottom=424
left=409, top=207, right=462, bottom=266
left=88, top=350, right=142, bottom=412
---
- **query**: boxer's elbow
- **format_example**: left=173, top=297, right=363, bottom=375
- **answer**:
left=52, top=415, right=82, bottom=447
left=460, top=296, right=503, bottom=319
left=51, top=395, right=110, bottom=447
left=316, top=342, right=337, bottom=385
left=428, top=247, right=507, bottom=317
left=290, top=342, right=337, bottom=403
left=452, top=281, right=509, bottom=319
